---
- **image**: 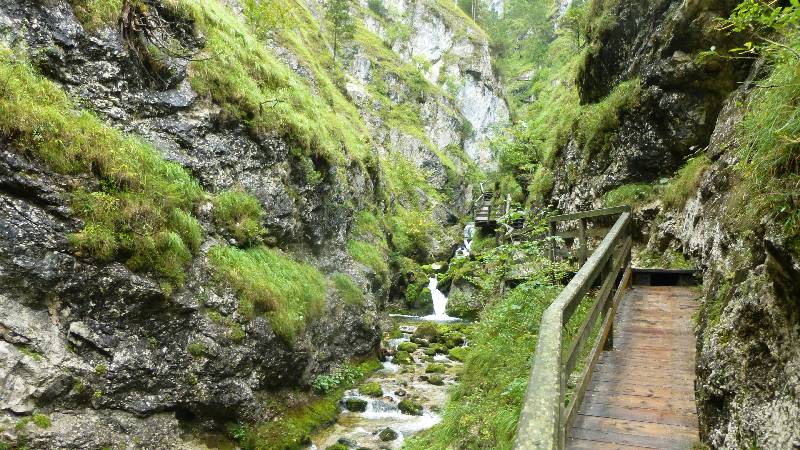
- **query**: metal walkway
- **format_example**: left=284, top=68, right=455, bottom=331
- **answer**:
left=566, top=285, right=699, bottom=449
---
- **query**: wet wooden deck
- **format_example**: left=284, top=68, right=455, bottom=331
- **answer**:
left=566, top=286, right=700, bottom=450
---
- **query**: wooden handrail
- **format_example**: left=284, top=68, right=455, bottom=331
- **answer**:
left=514, top=210, right=632, bottom=450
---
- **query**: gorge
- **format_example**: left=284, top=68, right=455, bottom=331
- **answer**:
left=1, top=0, right=799, bottom=449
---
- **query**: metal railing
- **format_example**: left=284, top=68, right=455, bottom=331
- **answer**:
left=514, top=207, right=633, bottom=449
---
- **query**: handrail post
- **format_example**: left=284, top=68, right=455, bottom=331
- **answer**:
left=578, top=218, right=587, bottom=265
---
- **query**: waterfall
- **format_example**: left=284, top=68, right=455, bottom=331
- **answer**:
left=429, top=277, right=448, bottom=317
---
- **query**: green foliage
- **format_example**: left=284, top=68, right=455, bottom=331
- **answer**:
left=331, top=273, right=365, bottom=306
left=180, top=0, right=369, bottom=164
left=242, top=0, right=287, bottom=37
left=718, top=0, right=800, bottom=59
left=311, top=364, right=362, bottom=394
left=425, top=363, right=446, bottom=373
left=347, top=240, right=389, bottom=279
left=0, top=48, right=204, bottom=286
left=31, top=413, right=51, bottom=429
left=725, top=29, right=800, bottom=245
left=603, top=183, right=657, bottom=207
left=404, top=281, right=562, bottom=449
left=208, top=245, right=327, bottom=341
left=213, top=189, right=265, bottom=246
left=69, top=0, right=123, bottom=30
left=397, top=341, right=418, bottom=352
left=662, top=155, right=711, bottom=209
left=389, top=208, right=438, bottom=258
left=326, top=0, right=356, bottom=61
left=95, top=364, right=108, bottom=375
left=574, top=78, right=641, bottom=158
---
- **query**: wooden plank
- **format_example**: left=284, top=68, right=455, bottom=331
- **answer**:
left=586, top=382, right=695, bottom=400
left=573, top=415, right=698, bottom=439
left=569, top=427, right=695, bottom=449
left=566, top=438, right=652, bottom=450
left=578, top=402, right=698, bottom=428
left=581, top=392, right=697, bottom=413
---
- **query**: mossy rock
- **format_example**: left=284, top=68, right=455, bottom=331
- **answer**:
left=343, top=398, right=368, bottom=412
left=326, top=445, right=349, bottom=450
left=398, top=399, right=423, bottom=416
left=423, top=343, right=448, bottom=356
left=410, top=336, right=430, bottom=347
left=359, top=382, right=383, bottom=397
left=413, top=322, right=439, bottom=340
left=388, top=326, right=403, bottom=339
left=442, top=331, right=466, bottom=349
left=394, top=350, right=414, bottom=365
left=428, top=374, right=444, bottom=385
left=445, top=283, right=482, bottom=320
left=448, top=347, right=468, bottom=362
left=378, top=427, right=399, bottom=441
left=397, top=342, right=418, bottom=353
left=425, top=363, right=446, bottom=373
left=418, top=287, right=433, bottom=310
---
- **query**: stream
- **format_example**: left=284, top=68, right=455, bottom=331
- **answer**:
left=309, top=224, right=476, bottom=449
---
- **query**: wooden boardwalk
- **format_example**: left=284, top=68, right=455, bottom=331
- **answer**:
left=566, top=286, right=700, bottom=450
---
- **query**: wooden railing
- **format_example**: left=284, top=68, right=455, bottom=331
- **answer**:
left=514, top=207, right=633, bottom=449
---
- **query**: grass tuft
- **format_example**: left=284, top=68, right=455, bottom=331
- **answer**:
left=331, top=273, right=365, bottom=306
left=208, top=245, right=327, bottom=341
left=213, top=189, right=265, bottom=246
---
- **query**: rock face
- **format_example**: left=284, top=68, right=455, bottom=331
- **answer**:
left=641, top=80, right=800, bottom=448
left=544, top=1, right=800, bottom=447
left=0, top=0, right=506, bottom=447
left=551, top=0, right=749, bottom=212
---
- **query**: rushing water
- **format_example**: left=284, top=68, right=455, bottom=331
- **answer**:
left=309, top=325, right=466, bottom=449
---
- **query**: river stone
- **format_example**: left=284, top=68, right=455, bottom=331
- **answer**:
left=343, top=398, right=368, bottom=412
left=393, top=351, right=413, bottom=365
left=397, top=342, right=418, bottom=353
left=378, top=427, right=399, bottom=441
left=398, top=399, right=423, bottom=416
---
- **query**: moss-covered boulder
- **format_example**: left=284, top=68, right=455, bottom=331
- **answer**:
left=379, top=427, right=399, bottom=441
left=423, top=343, right=448, bottom=356
left=394, top=350, right=414, bottom=365
left=448, top=347, right=468, bottom=362
left=443, top=331, right=466, bottom=349
left=397, top=341, right=418, bottom=353
left=398, top=399, right=423, bottom=416
left=326, top=445, right=348, bottom=450
left=445, top=283, right=483, bottom=320
left=343, top=398, right=368, bottom=412
left=428, top=374, right=444, bottom=385
left=359, top=382, right=383, bottom=397
left=425, top=363, right=446, bottom=373
left=413, top=322, right=439, bottom=341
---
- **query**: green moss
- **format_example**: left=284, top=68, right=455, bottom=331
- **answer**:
left=31, top=413, right=51, bottom=429
left=94, top=364, right=108, bottom=375
left=662, top=155, right=711, bottom=209
left=358, top=382, right=383, bottom=397
left=447, top=346, right=468, bottom=362
left=208, top=245, right=327, bottom=341
left=398, top=399, right=423, bottom=416
left=69, top=0, right=123, bottom=30
left=0, top=48, right=205, bottom=286
left=331, top=273, right=365, bottom=306
left=425, top=363, right=446, bottom=373
left=393, top=350, right=413, bottom=365
left=427, top=374, right=444, bottom=385
left=397, top=342, right=418, bottom=353
left=604, top=183, right=657, bottom=207
left=187, top=342, right=208, bottom=358
left=213, top=189, right=265, bottom=247
left=347, top=240, right=389, bottom=279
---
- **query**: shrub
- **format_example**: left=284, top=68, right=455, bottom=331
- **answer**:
left=208, top=245, right=327, bottom=341
left=331, top=273, right=365, bottom=306
left=213, top=189, right=265, bottom=246
left=389, top=208, right=437, bottom=258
